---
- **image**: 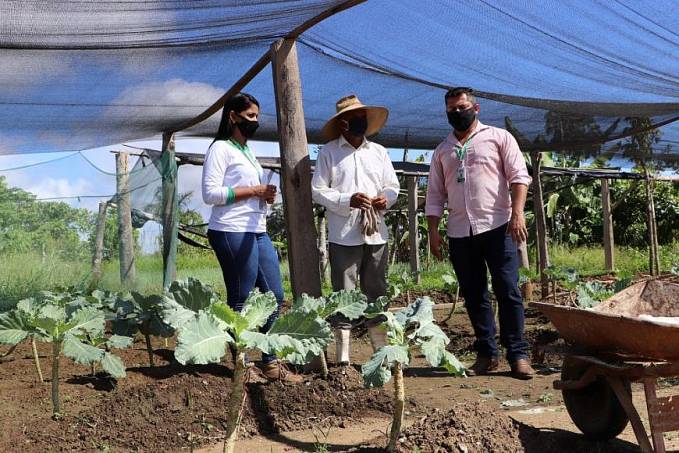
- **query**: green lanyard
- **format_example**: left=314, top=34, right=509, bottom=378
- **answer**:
left=229, top=139, right=263, bottom=181
left=454, top=132, right=479, bottom=163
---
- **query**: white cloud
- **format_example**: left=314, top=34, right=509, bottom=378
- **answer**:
left=115, top=78, right=223, bottom=109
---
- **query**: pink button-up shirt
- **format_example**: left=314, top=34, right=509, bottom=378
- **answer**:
left=425, top=121, right=531, bottom=238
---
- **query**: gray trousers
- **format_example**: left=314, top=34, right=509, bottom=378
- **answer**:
left=329, top=242, right=388, bottom=329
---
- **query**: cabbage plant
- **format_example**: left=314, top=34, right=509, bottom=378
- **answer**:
left=173, top=289, right=333, bottom=453
left=0, top=294, right=128, bottom=417
left=362, top=297, right=465, bottom=452
left=288, top=289, right=368, bottom=377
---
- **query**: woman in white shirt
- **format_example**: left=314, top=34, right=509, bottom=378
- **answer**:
left=202, top=93, right=301, bottom=383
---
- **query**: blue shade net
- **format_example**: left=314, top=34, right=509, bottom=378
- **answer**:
left=0, top=0, right=677, bottom=165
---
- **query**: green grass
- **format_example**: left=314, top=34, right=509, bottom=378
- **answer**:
left=1, top=243, right=677, bottom=312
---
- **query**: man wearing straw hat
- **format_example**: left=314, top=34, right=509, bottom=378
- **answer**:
left=311, top=95, right=400, bottom=365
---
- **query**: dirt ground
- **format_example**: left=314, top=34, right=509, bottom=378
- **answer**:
left=2, top=293, right=679, bottom=452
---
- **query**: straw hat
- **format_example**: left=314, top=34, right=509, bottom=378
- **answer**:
left=321, top=95, right=389, bottom=141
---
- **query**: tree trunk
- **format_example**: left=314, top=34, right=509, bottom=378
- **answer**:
left=388, top=363, right=405, bottom=452
left=270, top=38, right=322, bottom=299
left=223, top=351, right=247, bottom=453
left=31, top=337, right=44, bottom=383
left=51, top=341, right=61, bottom=417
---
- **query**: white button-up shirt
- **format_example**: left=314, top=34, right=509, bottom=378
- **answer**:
left=311, top=135, right=400, bottom=246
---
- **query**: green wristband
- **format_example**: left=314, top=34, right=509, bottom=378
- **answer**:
left=225, top=187, right=236, bottom=205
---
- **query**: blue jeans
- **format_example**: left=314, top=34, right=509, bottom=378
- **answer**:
left=448, top=223, right=529, bottom=362
left=207, top=230, right=284, bottom=364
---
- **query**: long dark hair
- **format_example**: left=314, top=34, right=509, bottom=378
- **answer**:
left=214, top=92, right=260, bottom=142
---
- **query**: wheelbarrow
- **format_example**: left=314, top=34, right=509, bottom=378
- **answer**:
left=530, top=279, right=679, bottom=453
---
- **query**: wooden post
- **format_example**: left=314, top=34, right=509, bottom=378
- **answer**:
left=530, top=151, right=550, bottom=299
left=407, top=176, right=420, bottom=283
left=161, top=132, right=178, bottom=289
left=517, top=241, right=533, bottom=301
left=91, top=201, right=108, bottom=288
left=115, top=152, right=136, bottom=287
left=271, top=38, right=322, bottom=298
left=317, top=209, right=330, bottom=285
left=601, top=179, right=615, bottom=272
left=643, top=170, right=660, bottom=276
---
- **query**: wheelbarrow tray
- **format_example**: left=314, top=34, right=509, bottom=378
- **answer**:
left=530, top=280, right=679, bottom=361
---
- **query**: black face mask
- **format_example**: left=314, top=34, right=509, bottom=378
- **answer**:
left=447, top=107, right=476, bottom=132
left=345, top=116, right=368, bottom=136
left=235, top=114, right=259, bottom=138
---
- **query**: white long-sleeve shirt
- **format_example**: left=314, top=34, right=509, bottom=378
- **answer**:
left=311, top=135, right=400, bottom=246
left=201, top=139, right=266, bottom=233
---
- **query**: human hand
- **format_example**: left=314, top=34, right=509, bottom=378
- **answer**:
left=506, top=210, right=528, bottom=243
left=371, top=195, right=387, bottom=210
left=429, top=229, right=443, bottom=260
left=254, top=184, right=277, bottom=204
left=350, top=192, right=372, bottom=210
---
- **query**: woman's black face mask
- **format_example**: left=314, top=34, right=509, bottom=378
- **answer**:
left=235, top=114, right=259, bottom=138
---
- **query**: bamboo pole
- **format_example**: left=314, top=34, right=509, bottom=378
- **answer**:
left=601, top=179, right=615, bottom=272
left=270, top=38, right=322, bottom=299
left=530, top=151, right=550, bottom=299
left=407, top=177, right=420, bottom=284
left=91, top=201, right=108, bottom=288
left=115, top=152, right=136, bottom=287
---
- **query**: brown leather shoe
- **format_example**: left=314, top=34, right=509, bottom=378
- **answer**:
left=244, top=363, right=267, bottom=384
left=465, top=356, right=500, bottom=376
left=259, top=360, right=304, bottom=383
left=510, top=358, right=536, bottom=380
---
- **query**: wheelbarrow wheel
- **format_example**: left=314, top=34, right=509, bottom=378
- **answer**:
left=561, top=356, right=629, bottom=440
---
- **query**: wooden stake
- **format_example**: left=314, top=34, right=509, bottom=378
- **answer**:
left=530, top=151, right=550, bottom=299
left=91, top=201, right=108, bottom=288
left=317, top=210, right=329, bottom=285
left=407, top=176, right=420, bottom=284
left=270, top=38, right=321, bottom=298
left=161, top=132, right=178, bottom=289
left=601, top=179, right=615, bottom=272
left=115, top=152, right=136, bottom=287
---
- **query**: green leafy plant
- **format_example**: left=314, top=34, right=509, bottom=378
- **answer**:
left=173, top=288, right=333, bottom=453
left=544, top=265, right=579, bottom=303
left=0, top=292, right=127, bottom=417
left=289, top=290, right=368, bottom=378
left=111, top=292, right=173, bottom=367
left=388, top=271, right=416, bottom=304
left=361, top=297, right=465, bottom=452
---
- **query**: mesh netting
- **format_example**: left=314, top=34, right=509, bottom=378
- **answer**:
left=0, top=0, right=677, bottom=161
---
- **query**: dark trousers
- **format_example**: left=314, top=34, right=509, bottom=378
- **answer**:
left=207, top=230, right=283, bottom=364
left=448, top=223, right=528, bottom=362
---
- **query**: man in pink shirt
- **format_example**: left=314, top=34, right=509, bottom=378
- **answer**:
left=426, top=87, right=535, bottom=379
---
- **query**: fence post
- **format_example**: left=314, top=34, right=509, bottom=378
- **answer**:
left=115, top=152, right=136, bottom=287
left=407, top=176, right=420, bottom=283
left=161, top=132, right=178, bottom=289
left=530, top=151, right=550, bottom=299
left=601, top=178, right=615, bottom=272
left=91, top=201, right=108, bottom=288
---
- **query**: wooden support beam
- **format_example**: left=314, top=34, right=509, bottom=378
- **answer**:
left=517, top=241, right=533, bottom=301
left=271, top=38, right=321, bottom=298
left=643, top=164, right=660, bottom=276
left=317, top=209, right=330, bottom=285
left=531, top=151, right=550, bottom=299
left=91, top=201, right=108, bottom=288
left=161, top=132, right=178, bottom=289
left=115, top=152, right=136, bottom=287
left=407, top=176, right=420, bottom=283
left=601, top=179, right=615, bottom=272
